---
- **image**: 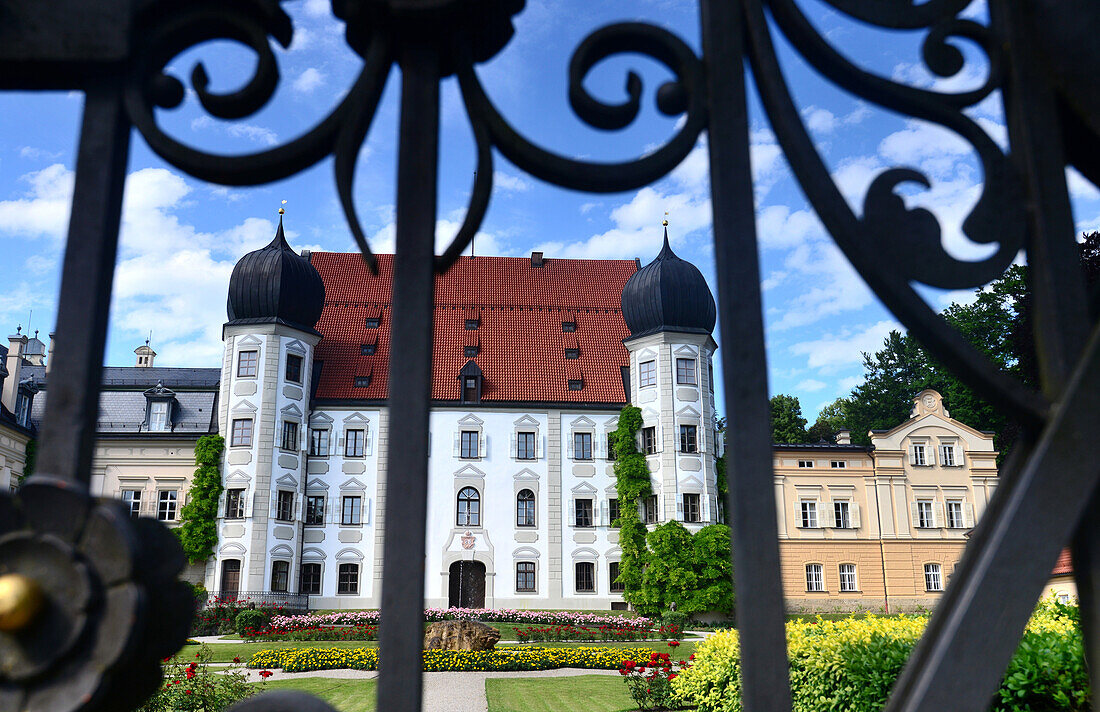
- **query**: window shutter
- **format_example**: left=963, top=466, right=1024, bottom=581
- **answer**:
left=600, top=500, right=608, bottom=526
left=271, top=498, right=278, bottom=519
left=964, top=502, right=975, bottom=528
left=657, top=424, right=663, bottom=452
left=908, top=445, right=917, bottom=465
left=294, top=496, right=302, bottom=520
left=794, top=501, right=803, bottom=527
left=217, top=491, right=227, bottom=518
left=536, top=435, right=544, bottom=459
left=327, top=497, right=336, bottom=524
left=510, top=433, right=517, bottom=459
left=933, top=502, right=945, bottom=528
left=453, top=432, right=461, bottom=457
left=595, top=435, right=604, bottom=459
left=479, top=433, right=486, bottom=458
left=850, top=503, right=861, bottom=528
left=365, top=427, right=374, bottom=456
left=910, top=502, right=919, bottom=528
left=676, top=497, right=684, bottom=521
left=364, top=498, right=372, bottom=525
left=242, top=491, right=252, bottom=518
left=567, top=434, right=574, bottom=458
left=337, top=430, right=345, bottom=448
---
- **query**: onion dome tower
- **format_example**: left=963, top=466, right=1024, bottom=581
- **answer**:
left=621, top=223, right=716, bottom=339
left=226, top=213, right=325, bottom=333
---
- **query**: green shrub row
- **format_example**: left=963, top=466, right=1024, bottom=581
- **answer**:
left=672, top=597, right=1087, bottom=712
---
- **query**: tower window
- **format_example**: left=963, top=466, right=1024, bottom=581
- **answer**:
left=230, top=419, right=253, bottom=448
left=639, top=360, right=656, bottom=388
left=285, top=354, right=303, bottom=384
left=237, top=350, right=258, bottom=378
left=676, top=358, right=697, bottom=385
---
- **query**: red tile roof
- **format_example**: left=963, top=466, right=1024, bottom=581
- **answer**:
left=310, top=253, right=638, bottom=403
left=1052, top=548, right=1073, bottom=577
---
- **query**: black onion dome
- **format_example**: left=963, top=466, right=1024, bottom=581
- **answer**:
left=226, top=217, right=325, bottom=332
left=621, top=228, right=717, bottom=338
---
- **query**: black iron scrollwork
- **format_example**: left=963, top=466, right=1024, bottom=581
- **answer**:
left=743, top=0, right=1044, bottom=423
left=0, top=478, right=193, bottom=711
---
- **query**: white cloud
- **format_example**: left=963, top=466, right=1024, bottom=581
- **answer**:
left=303, top=0, right=330, bottom=17
left=0, top=164, right=74, bottom=241
left=796, top=378, right=827, bottom=392
left=770, top=240, right=873, bottom=331
left=493, top=172, right=530, bottom=193
left=24, top=254, right=57, bottom=276
left=789, top=320, right=900, bottom=370
left=365, top=218, right=510, bottom=258
left=292, top=67, right=326, bottom=94
left=289, top=26, right=313, bottom=51
left=18, top=146, right=62, bottom=161
left=837, top=375, right=862, bottom=392
left=802, top=106, right=838, bottom=134
left=191, top=116, right=278, bottom=146
left=756, top=205, right=823, bottom=250
left=579, top=202, right=599, bottom=214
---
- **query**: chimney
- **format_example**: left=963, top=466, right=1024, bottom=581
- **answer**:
left=45, top=331, right=55, bottom=375
left=835, top=429, right=851, bottom=446
left=531, top=251, right=544, bottom=268
left=3, top=328, right=28, bottom=412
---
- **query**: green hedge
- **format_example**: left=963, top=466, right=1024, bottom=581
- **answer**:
left=672, top=597, right=1087, bottom=712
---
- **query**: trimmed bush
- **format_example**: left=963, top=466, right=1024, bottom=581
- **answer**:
left=672, top=599, right=1087, bottom=712
left=248, top=646, right=660, bottom=673
left=235, top=609, right=270, bottom=636
left=661, top=610, right=691, bottom=633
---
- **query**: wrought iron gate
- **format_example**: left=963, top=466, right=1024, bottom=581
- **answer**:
left=0, top=0, right=1098, bottom=710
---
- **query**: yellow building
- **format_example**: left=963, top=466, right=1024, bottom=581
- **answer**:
left=775, top=389, right=998, bottom=612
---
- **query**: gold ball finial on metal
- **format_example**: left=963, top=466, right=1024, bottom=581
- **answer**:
left=0, top=573, right=45, bottom=632
left=279, top=199, right=287, bottom=216
left=663, top=210, right=669, bottom=227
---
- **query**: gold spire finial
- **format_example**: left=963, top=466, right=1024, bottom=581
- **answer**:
left=279, top=199, right=287, bottom=216
left=663, top=210, right=669, bottom=227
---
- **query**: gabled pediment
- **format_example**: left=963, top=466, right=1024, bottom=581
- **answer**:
left=454, top=464, right=486, bottom=479
left=280, top=403, right=304, bottom=418
left=225, top=470, right=251, bottom=484
left=343, top=412, right=370, bottom=425
left=604, top=483, right=619, bottom=495
left=513, top=414, right=540, bottom=427
left=642, top=407, right=659, bottom=421
left=513, top=468, right=540, bottom=481
left=678, top=474, right=704, bottom=490
left=604, top=417, right=619, bottom=429
left=340, top=477, right=367, bottom=490
left=637, top=347, right=657, bottom=359
left=570, top=415, right=596, bottom=428
left=238, top=334, right=262, bottom=346
left=231, top=399, right=258, bottom=414
left=286, top=340, right=307, bottom=355
left=674, top=344, right=699, bottom=356
left=306, top=478, right=329, bottom=491
left=571, top=481, right=597, bottom=494
left=275, top=474, right=298, bottom=488
left=458, top=413, right=484, bottom=426
left=310, top=412, right=334, bottom=426
left=676, top=405, right=702, bottom=419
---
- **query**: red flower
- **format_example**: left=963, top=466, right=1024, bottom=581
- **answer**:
left=233, top=657, right=241, bottom=663
left=184, top=690, right=191, bottom=695
left=668, top=673, right=678, bottom=680
left=619, top=669, right=628, bottom=676
left=259, top=670, right=273, bottom=679
left=668, top=640, right=681, bottom=648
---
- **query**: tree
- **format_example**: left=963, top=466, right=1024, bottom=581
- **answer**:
left=806, top=398, right=850, bottom=443
left=769, top=394, right=808, bottom=444
left=177, top=435, right=226, bottom=564
left=844, top=331, right=936, bottom=446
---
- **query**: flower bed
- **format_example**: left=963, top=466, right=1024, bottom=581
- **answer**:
left=513, top=624, right=683, bottom=643
left=267, top=607, right=652, bottom=631
left=248, top=646, right=659, bottom=673
left=242, top=623, right=379, bottom=642
left=191, top=597, right=285, bottom=636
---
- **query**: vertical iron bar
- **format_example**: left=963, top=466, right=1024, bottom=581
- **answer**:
left=989, top=0, right=1098, bottom=689
left=377, top=44, right=440, bottom=712
left=701, top=1, right=792, bottom=709
left=35, top=77, right=130, bottom=487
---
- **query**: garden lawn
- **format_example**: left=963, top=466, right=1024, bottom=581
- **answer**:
left=486, top=675, right=634, bottom=712
left=250, top=678, right=376, bottom=712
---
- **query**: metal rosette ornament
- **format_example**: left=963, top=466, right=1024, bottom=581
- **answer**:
left=0, top=477, right=193, bottom=711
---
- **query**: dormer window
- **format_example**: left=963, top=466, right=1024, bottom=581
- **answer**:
left=465, top=318, right=479, bottom=330
left=143, top=381, right=176, bottom=432
left=565, top=348, right=580, bottom=359
left=458, top=360, right=483, bottom=403
left=464, top=345, right=479, bottom=358
left=365, top=317, right=380, bottom=329
left=568, top=379, right=584, bottom=391
left=562, top=320, right=576, bottom=332
left=361, top=342, right=376, bottom=355
left=14, top=389, right=32, bottom=428
left=354, top=376, right=371, bottom=388
left=149, top=401, right=169, bottom=431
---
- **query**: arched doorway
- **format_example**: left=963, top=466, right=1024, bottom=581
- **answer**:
left=448, top=560, right=486, bottom=608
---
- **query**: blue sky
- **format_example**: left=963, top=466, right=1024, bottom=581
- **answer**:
left=0, top=0, right=1097, bottom=422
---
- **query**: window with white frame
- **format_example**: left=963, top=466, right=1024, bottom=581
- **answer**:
left=271, top=561, right=290, bottom=593
left=275, top=490, right=294, bottom=521
left=644, top=494, right=658, bottom=524
left=300, top=563, right=321, bottom=594
left=573, top=432, right=593, bottom=461
left=457, top=487, right=480, bottom=526
left=516, top=489, right=535, bottom=527
left=608, top=498, right=620, bottom=525
left=839, top=563, right=857, bottom=592
left=460, top=430, right=479, bottom=459
left=806, top=563, right=824, bottom=592
left=639, top=360, right=656, bottom=388
left=305, top=495, right=325, bottom=525
left=516, top=431, right=536, bottom=460
left=946, top=499, right=964, bottom=528
left=911, top=442, right=928, bottom=466
left=940, top=442, right=957, bottom=467
left=122, top=489, right=142, bottom=519
left=285, top=354, right=303, bottom=384
left=309, top=428, right=330, bottom=457
left=574, top=498, right=594, bottom=528
left=230, top=418, right=253, bottom=448
left=338, top=563, right=359, bottom=594
left=683, top=493, right=701, bottom=522
left=797, top=460, right=813, bottom=468
left=345, top=429, right=365, bottom=458
left=225, top=488, right=245, bottom=519
left=924, top=563, right=943, bottom=591
left=642, top=426, right=657, bottom=454
left=800, top=500, right=818, bottom=528
left=237, top=350, right=258, bottom=378
left=679, top=424, right=698, bottom=453
left=149, top=400, right=169, bottom=431
left=575, top=561, right=595, bottom=593
left=281, top=421, right=299, bottom=452
left=342, top=495, right=362, bottom=525
left=516, top=562, right=536, bottom=592
left=830, top=460, right=847, bottom=469
left=609, top=561, right=625, bottom=592
left=833, top=500, right=851, bottom=528
left=157, top=490, right=178, bottom=521
left=676, top=357, right=697, bottom=385
left=916, top=500, right=934, bottom=528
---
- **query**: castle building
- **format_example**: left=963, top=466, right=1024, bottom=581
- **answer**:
left=207, top=219, right=722, bottom=609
